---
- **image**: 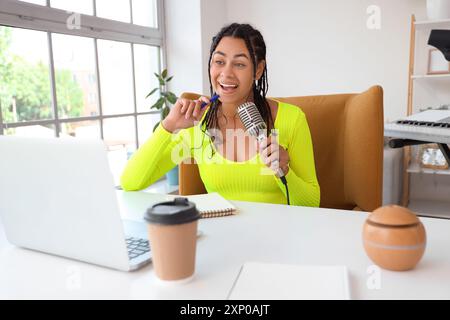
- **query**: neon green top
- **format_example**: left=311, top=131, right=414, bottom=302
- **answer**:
left=120, top=101, right=320, bottom=207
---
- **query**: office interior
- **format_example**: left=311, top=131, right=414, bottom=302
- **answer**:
left=0, top=0, right=450, bottom=300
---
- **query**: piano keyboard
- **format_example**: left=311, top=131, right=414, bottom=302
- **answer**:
left=395, top=120, right=450, bottom=128
left=384, top=110, right=450, bottom=144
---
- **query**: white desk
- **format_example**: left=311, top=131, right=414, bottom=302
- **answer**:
left=1, top=191, right=450, bottom=299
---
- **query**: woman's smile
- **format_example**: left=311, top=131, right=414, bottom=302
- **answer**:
left=218, top=81, right=239, bottom=95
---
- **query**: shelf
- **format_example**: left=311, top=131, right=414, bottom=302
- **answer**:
left=408, top=162, right=450, bottom=175
left=409, top=199, right=450, bottom=219
left=401, top=15, right=450, bottom=208
left=414, top=18, right=450, bottom=30
left=411, top=74, right=450, bottom=80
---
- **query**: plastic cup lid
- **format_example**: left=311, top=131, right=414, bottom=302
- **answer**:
left=144, top=197, right=200, bottom=225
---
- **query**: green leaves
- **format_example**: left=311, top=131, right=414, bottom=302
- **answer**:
left=153, top=69, right=171, bottom=86
left=145, top=87, right=158, bottom=98
left=146, top=69, right=177, bottom=118
left=152, top=69, right=173, bottom=87
left=150, top=97, right=165, bottom=110
left=153, top=121, right=160, bottom=132
left=146, top=69, right=178, bottom=131
left=161, top=105, right=170, bottom=119
left=155, top=72, right=165, bottom=86
left=166, top=92, right=177, bottom=104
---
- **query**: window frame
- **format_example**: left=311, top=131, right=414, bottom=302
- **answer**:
left=0, top=0, right=166, bottom=149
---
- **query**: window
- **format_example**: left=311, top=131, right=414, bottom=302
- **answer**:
left=132, top=0, right=158, bottom=28
left=96, top=0, right=131, bottom=23
left=97, top=39, right=135, bottom=116
left=19, top=0, right=46, bottom=5
left=0, top=0, right=165, bottom=185
left=134, top=43, right=160, bottom=113
left=50, top=0, right=94, bottom=15
left=88, top=92, right=96, bottom=104
left=0, top=28, right=53, bottom=123
left=52, top=33, right=99, bottom=119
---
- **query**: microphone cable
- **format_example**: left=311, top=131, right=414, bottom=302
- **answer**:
left=272, top=130, right=290, bottom=206
left=280, top=175, right=290, bottom=206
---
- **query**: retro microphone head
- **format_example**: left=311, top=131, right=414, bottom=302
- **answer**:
left=237, top=102, right=267, bottom=141
left=237, top=101, right=285, bottom=178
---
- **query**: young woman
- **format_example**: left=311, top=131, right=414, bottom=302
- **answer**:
left=121, top=23, right=320, bottom=207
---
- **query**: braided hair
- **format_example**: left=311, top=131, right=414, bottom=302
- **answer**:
left=201, top=23, right=273, bottom=140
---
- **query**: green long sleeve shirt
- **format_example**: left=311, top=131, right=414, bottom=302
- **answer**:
left=121, top=101, right=320, bottom=207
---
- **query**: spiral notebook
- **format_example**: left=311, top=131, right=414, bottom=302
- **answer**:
left=166, top=192, right=237, bottom=218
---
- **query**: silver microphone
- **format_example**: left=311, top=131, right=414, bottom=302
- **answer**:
left=237, top=102, right=285, bottom=178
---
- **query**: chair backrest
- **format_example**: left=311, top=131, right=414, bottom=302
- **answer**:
left=178, top=92, right=208, bottom=195
left=178, top=86, right=384, bottom=211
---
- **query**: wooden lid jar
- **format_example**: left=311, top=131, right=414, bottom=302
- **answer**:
left=363, top=205, right=427, bottom=271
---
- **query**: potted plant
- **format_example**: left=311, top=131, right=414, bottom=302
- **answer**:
left=147, top=69, right=177, bottom=132
left=146, top=69, right=179, bottom=186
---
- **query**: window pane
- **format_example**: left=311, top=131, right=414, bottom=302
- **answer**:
left=133, top=44, right=160, bottom=113
left=0, top=27, right=53, bottom=123
left=97, top=40, right=134, bottom=115
left=137, top=113, right=159, bottom=147
left=52, top=34, right=99, bottom=119
left=103, top=116, right=136, bottom=185
left=4, top=124, right=55, bottom=137
left=18, top=0, right=46, bottom=5
left=59, top=120, right=100, bottom=138
left=132, top=0, right=158, bottom=28
left=50, top=0, right=93, bottom=15
left=96, top=0, right=131, bottom=23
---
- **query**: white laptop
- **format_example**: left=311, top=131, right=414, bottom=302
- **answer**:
left=0, top=135, right=151, bottom=271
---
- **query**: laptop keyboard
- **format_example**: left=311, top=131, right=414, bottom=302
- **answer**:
left=126, top=237, right=150, bottom=260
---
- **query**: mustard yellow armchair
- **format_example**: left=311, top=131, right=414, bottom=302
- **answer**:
left=178, top=86, right=384, bottom=212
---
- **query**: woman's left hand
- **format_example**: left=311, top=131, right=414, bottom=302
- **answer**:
left=257, top=136, right=290, bottom=175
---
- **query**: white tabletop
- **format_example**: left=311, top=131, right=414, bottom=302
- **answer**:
left=1, top=191, right=450, bottom=299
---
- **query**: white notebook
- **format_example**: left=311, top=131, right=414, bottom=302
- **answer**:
left=166, top=192, right=237, bottom=218
left=227, top=262, right=350, bottom=300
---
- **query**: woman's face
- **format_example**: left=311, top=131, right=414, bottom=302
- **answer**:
left=210, top=36, right=264, bottom=106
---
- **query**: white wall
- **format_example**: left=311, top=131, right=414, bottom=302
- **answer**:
left=200, top=0, right=227, bottom=95
left=166, top=0, right=427, bottom=120
left=219, top=0, right=426, bottom=122
left=165, top=0, right=229, bottom=97
left=164, top=0, right=203, bottom=97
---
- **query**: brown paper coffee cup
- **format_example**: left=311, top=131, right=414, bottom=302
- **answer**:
left=148, top=220, right=198, bottom=281
left=144, top=198, right=200, bottom=282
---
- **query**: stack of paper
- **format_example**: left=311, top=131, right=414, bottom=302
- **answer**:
left=227, top=262, right=350, bottom=300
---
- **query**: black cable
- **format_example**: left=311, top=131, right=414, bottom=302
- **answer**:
left=280, top=176, right=290, bottom=205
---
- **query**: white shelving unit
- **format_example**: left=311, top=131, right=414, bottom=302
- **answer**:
left=409, top=199, right=450, bottom=219
left=411, top=74, right=450, bottom=80
left=400, top=15, right=450, bottom=218
left=414, top=18, right=450, bottom=30
left=407, top=162, right=450, bottom=175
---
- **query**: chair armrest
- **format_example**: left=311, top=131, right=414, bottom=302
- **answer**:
left=344, top=85, right=384, bottom=211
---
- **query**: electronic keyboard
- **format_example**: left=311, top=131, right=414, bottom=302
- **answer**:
left=384, top=110, right=450, bottom=144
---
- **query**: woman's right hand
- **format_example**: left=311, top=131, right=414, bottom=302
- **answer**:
left=161, top=96, right=211, bottom=133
